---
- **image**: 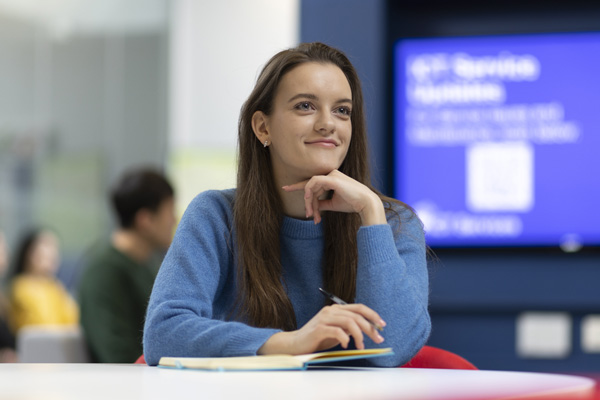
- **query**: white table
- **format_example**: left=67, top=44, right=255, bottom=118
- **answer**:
left=0, top=363, right=595, bottom=400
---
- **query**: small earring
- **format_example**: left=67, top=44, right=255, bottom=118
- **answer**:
left=263, top=140, right=269, bottom=148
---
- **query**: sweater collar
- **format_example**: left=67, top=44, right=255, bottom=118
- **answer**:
left=280, top=216, right=324, bottom=239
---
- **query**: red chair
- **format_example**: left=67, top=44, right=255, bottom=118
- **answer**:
left=134, top=354, right=146, bottom=364
left=401, top=345, right=477, bottom=369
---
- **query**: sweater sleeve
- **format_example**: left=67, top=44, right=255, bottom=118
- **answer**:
left=142, top=191, right=280, bottom=366
left=354, top=205, right=431, bottom=367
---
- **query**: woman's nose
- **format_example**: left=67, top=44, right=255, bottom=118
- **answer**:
left=314, top=112, right=335, bottom=134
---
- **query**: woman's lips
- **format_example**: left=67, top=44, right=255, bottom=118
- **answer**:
left=306, top=139, right=338, bottom=147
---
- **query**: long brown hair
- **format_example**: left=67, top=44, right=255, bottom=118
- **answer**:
left=234, top=42, right=400, bottom=331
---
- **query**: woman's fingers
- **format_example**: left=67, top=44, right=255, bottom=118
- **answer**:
left=282, top=180, right=308, bottom=192
left=314, top=325, right=351, bottom=349
left=301, top=176, right=343, bottom=223
left=311, top=193, right=321, bottom=223
left=334, top=304, right=386, bottom=347
left=276, top=303, right=387, bottom=355
left=284, top=182, right=331, bottom=223
left=344, top=303, right=387, bottom=331
left=321, top=314, right=365, bottom=349
left=317, top=305, right=386, bottom=349
left=282, top=181, right=313, bottom=218
left=306, top=186, right=328, bottom=224
left=282, top=170, right=384, bottom=225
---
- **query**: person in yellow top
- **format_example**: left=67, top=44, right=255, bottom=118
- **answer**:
left=9, top=228, right=78, bottom=332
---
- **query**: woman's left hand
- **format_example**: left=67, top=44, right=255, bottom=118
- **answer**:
left=282, top=170, right=386, bottom=226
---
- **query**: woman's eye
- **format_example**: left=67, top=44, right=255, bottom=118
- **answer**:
left=337, top=106, right=352, bottom=116
left=295, top=102, right=313, bottom=111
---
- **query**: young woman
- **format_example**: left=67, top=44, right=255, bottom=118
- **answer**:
left=143, top=42, right=430, bottom=366
left=9, top=228, right=79, bottom=332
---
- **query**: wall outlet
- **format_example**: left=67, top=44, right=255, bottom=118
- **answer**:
left=581, top=315, right=600, bottom=353
left=516, top=312, right=572, bottom=359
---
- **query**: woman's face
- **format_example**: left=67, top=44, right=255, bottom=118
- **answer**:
left=256, top=62, right=353, bottom=185
left=26, top=231, right=60, bottom=276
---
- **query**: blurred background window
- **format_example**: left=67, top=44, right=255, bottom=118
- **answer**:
left=0, top=0, right=299, bottom=289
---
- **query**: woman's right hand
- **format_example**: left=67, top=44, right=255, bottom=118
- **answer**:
left=257, top=303, right=386, bottom=355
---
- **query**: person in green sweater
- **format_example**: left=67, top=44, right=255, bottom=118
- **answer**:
left=79, top=167, right=176, bottom=363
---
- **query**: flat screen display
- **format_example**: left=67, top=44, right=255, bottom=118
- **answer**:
left=394, top=32, right=600, bottom=249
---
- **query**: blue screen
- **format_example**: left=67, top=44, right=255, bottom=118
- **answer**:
left=394, top=32, right=600, bottom=248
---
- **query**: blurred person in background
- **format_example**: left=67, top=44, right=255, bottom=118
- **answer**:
left=0, top=231, right=17, bottom=362
left=78, top=167, right=175, bottom=363
left=9, top=228, right=79, bottom=333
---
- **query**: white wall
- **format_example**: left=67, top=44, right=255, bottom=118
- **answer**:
left=168, top=0, right=299, bottom=210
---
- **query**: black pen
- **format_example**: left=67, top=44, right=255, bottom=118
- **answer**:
left=318, top=287, right=384, bottom=332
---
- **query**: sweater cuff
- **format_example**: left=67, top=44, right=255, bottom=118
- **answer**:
left=357, top=224, right=397, bottom=266
left=224, top=327, right=281, bottom=356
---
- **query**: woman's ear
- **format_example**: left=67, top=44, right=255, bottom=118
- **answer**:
left=251, top=111, right=269, bottom=145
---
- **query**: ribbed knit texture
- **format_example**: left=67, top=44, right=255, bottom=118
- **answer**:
left=143, top=189, right=431, bottom=366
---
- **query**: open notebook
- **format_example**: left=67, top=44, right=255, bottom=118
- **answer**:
left=159, top=347, right=394, bottom=371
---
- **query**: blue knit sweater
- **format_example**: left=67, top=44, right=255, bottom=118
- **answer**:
left=143, top=189, right=430, bottom=366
